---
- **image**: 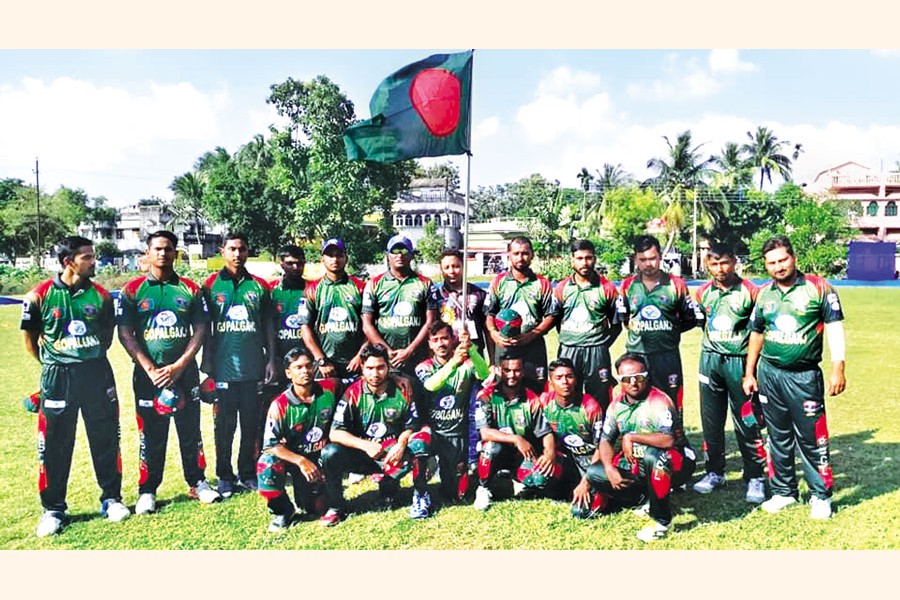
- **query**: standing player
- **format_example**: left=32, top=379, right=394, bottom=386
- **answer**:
left=429, top=249, right=492, bottom=360
left=300, top=238, right=367, bottom=379
left=202, top=232, right=277, bottom=498
left=415, top=323, right=490, bottom=502
left=22, top=236, right=129, bottom=537
left=362, top=235, right=436, bottom=377
left=319, top=344, right=432, bottom=525
left=617, top=235, right=698, bottom=416
left=484, top=236, right=560, bottom=390
left=270, top=244, right=312, bottom=372
left=588, top=353, right=696, bottom=542
left=117, top=230, right=220, bottom=515
left=743, top=235, right=846, bottom=519
left=257, top=347, right=341, bottom=532
left=691, top=242, right=767, bottom=503
left=472, top=355, right=559, bottom=511
left=554, top=239, right=621, bottom=410
left=534, top=359, right=604, bottom=513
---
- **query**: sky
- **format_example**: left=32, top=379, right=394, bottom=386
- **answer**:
left=1, top=49, right=900, bottom=207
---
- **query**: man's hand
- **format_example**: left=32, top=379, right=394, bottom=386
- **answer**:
left=828, top=363, right=846, bottom=396
left=389, top=347, right=412, bottom=368
left=383, top=440, right=406, bottom=467
left=489, top=329, right=511, bottom=348
left=508, top=330, right=538, bottom=347
left=533, top=452, right=556, bottom=477
left=513, top=436, right=536, bottom=461
left=318, top=361, right=337, bottom=379
left=742, top=375, right=759, bottom=397
left=296, top=456, right=324, bottom=483
left=264, top=360, right=278, bottom=385
left=347, top=353, right=362, bottom=374
left=622, top=433, right=636, bottom=464
left=146, top=365, right=171, bottom=388
left=363, top=440, right=384, bottom=460
left=450, top=341, right=469, bottom=366
left=605, top=465, right=633, bottom=490
left=571, top=478, right=592, bottom=509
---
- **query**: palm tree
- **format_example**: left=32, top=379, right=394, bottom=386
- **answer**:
left=169, top=172, right=207, bottom=243
left=576, top=167, right=594, bottom=222
left=711, top=141, right=753, bottom=191
left=742, top=126, right=798, bottom=190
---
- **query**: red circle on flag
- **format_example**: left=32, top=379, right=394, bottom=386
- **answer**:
left=409, top=68, right=461, bottom=137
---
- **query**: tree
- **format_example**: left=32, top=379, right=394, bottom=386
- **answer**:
left=416, top=219, right=445, bottom=263
left=710, top=141, right=753, bottom=191
left=597, top=186, right=666, bottom=274
left=742, top=126, right=801, bottom=190
left=595, top=163, right=632, bottom=195
left=169, top=171, right=208, bottom=244
left=415, top=161, right=461, bottom=191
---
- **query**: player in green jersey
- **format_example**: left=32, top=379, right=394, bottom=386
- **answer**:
left=117, top=230, right=220, bottom=515
left=257, top=347, right=341, bottom=532
left=743, top=235, right=847, bottom=519
left=202, top=232, right=277, bottom=498
left=691, top=242, right=766, bottom=503
left=21, top=236, right=129, bottom=537
left=415, top=322, right=490, bottom=502
left=554, top=239, right=622, bottom=411
left=301, top=238, right=367, bottom=379
left=270, top=244, right=312, bottom=372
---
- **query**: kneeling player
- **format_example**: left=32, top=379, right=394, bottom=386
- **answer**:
left=416, top=323, right=490, bottom=503
left=319, top=344, right=432, bottom=525
left=257, top=348, right=341, bottom=532
left=534, top=358, right=604, bottom=510
left=473, top=355, right=558, bottom=511
left=577, top=353, right=696, bottom=542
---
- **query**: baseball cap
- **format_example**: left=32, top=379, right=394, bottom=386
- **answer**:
left=386, top=234, right=414, bottom=253
left=321, top=238, right=346, bottom=253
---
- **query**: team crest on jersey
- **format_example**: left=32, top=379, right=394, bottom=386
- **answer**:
left=245, top=291, right=258, bottom=303
left=763, top=301, right=777, bottom=314
left=319, top=407, right=332, bottom=421
left=155, top=310, right=178, bottom=327
left=67, top=320, right=87, bottom=336
left=215, top=293, right=226, bottom=304
left=285, top=314, right=302, bottom=329
left=82, top=304, right=97, bottom=317
left=383, top=408, right=400, bottom=423
left=563, top=434, right=585, bottom=448
left=51, top=306, right=62, bottom=319
left=366, top=422, right=387, bottom=439
left=659, top=294, right=669, bottom=304
left=438, top=395, right=455, bottom=410
left=175, top=296, right=189, bottom=308
left=305, top=427, right=324, bottom=443
left=640, top=305, right=662, bottom=320
left=138, top=298, right=154, bottom=312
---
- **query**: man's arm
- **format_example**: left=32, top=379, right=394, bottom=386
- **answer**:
left=825, top=321, right=846, bottom=396
left=361, top=312, right=392, bottom=350
left=269, top=444, right=324, bottom=483
left=511, top=314, right=555, bottom=347
left=742, top=331, right=764, bottom=395
left=329, top=428, right=383, bottom=458
left=479, top=427, right=536, bottom=460
left=533, top=431, right=557, bottom=476
left=23, top=330, right=41, bottom=363
left=598, top=438, right=632, bottom=490
left=262, top=289, right=278, bottom=384
left=117, top=325, right=167, bottom=387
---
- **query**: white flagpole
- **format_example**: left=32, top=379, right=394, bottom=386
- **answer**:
left=460, top=50, right=474, bottom=333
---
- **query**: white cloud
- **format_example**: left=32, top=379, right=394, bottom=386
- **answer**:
left=473, top=116, right=500, bottom=141
left=627, top=50, right=756, bottom=100
left=536, top=66, right=602, bottom=96
left=709, top=49, right=758, bottom=73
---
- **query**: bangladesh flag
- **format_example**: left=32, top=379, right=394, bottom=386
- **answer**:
left=343, top=51, right=473, bottom=163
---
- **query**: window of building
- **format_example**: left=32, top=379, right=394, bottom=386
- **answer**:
left=394, top=215, right=403, bottom=227
left=414, top=215, right=423, bottom=227
left=887, top=201, right=898, bottom=217
left=404, top=215, right=413, bottom=227
left=867, top=201, right=879, bottom=216
left=116, top=230, right=124, bottom=240
left=434, top=214, right=442, bottom=226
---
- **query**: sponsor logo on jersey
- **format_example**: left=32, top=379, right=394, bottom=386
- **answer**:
left=329, top=306, right=349, bottom=322
left=305, top=427, right=324, bottom=443
left=67, top=319, right=87, bottom=336
left=711, top=315, right=732, bottom=331
left=155, top=310, right=178, bottom=327
left=568, top=305, right=590, bottom=322
left=285, top=313, right=303, bottom=329
left=383, top=408, right=400, bottom=423
left=640, top=305, right=662, bottom=320
left=366, top=422, right=387, bottom=439
left=659, top=410, right=673, bottom=428
left=438, top=395, right=455, bottom=410
left=774, top=314, right=798, bottom=332
left=44, top=399, right=66, bottom=409
left=138, top=398, right=154, bottom=408
left=226, top=305, right=249, bottom=321
left=563, top=433, right=584, bottom=448
left=393, top=301, right=414, bottom=317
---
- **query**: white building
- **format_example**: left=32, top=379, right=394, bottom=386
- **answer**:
left=392, top=178, right=466, bottom=248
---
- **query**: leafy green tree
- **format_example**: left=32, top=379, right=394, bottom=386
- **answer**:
left=710, top=141, right=753, bottom=191
left=416, top=220, right=445, bottom=263
left=597, top=186, right=666, bottom=273
left=415, top=161, right=461, bottom=191
left=95, top=240, right=122, bottom=260
left=169, top=171, right=208, bottom=243
left=742, top=126, right=802, bottom=190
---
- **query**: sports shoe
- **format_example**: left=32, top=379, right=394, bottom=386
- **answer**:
left=347, top=473, right=365, bottom=484
left=217, top=479, right=235, bottom=499
left=632, top=501, right=650, bottom=517
left=636, top=519, right=669, bottom=543
left=409, top=490, right=433, bottom=519
left=268, top=510, right=296, bottom=533
left=693, top=472, right=726, bottom=494
left=809, top=496, right=833, bottom=520
left=745, top=477, right=766, bottom=504
left=101, top=499, right=131, bottom=523
left=239, top=478, right=259, bottom=492
left=760, top=494, right=797, bottom=514
left=319, top=508, right=344, bottom=527
left=190, top=480, right=222, bottom=504
left=135, top=493, right=157, bottom=515
left=36, top=511, right=66, bottom=538
left=474, top=485, right=492, bottom=511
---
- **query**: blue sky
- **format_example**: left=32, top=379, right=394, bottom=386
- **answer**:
left=2, top=49, right=899, bottom=206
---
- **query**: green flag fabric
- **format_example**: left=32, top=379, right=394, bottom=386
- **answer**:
left=344, top=51, right=473, bottom=163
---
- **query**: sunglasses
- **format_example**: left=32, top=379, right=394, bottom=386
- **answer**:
left=617, top=372, right=649, bottom=385
left=389, top=247, right=410, bottom=256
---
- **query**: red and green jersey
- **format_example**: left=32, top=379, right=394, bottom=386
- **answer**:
left=331, top=375, right=421, bottom=442
left=534, top=392, right=603, bottom=460
left=117, top=272, right=209, bottom=366
left=602, top=387, right=688, bottom=470
left=474, top=382, right=542, bottom=439
left=269, top=277, right=312, bottom=362
left=554, top=273, right=620, bottom=346
left=428, top=282, right=489, bottom=350
left=695, top=278, right=759, bottom=355
left=300, top=274, right=366, bottom=365
left=262, top=379, right=341, bottom=456
left=415, top=356, right=482, bottom=438
left=20, top=275, right=113, bottom=365
left=618, top=272, right=697, bottom=353
left=485, top=270, right=559, bottom=335
left=204, top=268, right=272, bottom=382
left=362, top=271, right=433, bottom=350
left=750, top=273, right=845, bottom=370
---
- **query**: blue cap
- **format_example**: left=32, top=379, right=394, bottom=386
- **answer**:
left=321, top=238, right=346, bottom=253
left=386, top=234, right=414, bottom=253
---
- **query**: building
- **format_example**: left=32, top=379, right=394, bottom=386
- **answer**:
left=465, top=218, right=529, bottom=276
left=392, top=178, right=466, bottom=248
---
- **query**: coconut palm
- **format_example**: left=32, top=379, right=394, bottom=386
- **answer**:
left=711, top=141, right=753, bottom=192
left=169, top=172, right=208, bottom=243
left=595, top=163, right=632, bottom=196
left=742, top=126, right=798, bottom=190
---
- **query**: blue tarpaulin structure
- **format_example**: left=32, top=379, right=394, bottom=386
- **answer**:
left=846, top=241, right=897, bottom=281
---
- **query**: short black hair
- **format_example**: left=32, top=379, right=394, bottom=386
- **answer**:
left=507, top=236, right=533, bottom=252
left=548, top=357, right=576, bottom=373
left=633, top=235, right=661, bottom=254
left=761, top=235, right=794, bottom=257
left=428, top=320, right=454, bottom=337
left=283, top=346, right=314, bottom=369
left=360, top=343, right=390, bottom=364
left=707, top=242, right=736, bottom=260
left=277, top=244, right=305, bottom=262
left=614, top=352, right=649, bottom=373
left=440, top=249, right=463, bottom=262
left=223, top=232, right=249, bottom=246
left=55, top=235, right=94, bottom=266
left=499, top=353, right=524, bottom=365
left=146, top=230, right=178, bottom=248
left=570, top=239, right=595, bottom=255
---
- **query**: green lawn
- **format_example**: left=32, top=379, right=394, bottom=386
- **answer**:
left=2, top=287, right=899, bottom=549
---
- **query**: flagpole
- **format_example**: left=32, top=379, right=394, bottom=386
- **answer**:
left=460, top=50, right=474, bottom=335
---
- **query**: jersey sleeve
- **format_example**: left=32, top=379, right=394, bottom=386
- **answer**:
left=484, top=275, right=502, bottom=317
left=652, top=398, right=676, bottom=436
left=261, top=398, right=286, bottom=451
left=19, top=289, right=42, bottom=331
left=189, top=282, right=211, bottom=326
left=533, top=409, right=552, bottom=439
left=115, top=283, right=138, bottom=327
left=541, top=277, right=561, bottom=318
left=749, top=286, right=768, bottom=333
left=819, top=281, right=845, bottom=323
left=361, top=279, right=377, bottom=316
left=299, top=280, right=318, bottom=326
left=600, top=408, right=620, bottom=445
left=473, top=393, right=493, bottom=430
left=331, top=396, right=356, bottom=433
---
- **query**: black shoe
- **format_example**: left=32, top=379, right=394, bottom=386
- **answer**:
left=217, top=479, right=235, bottom=499
left=239, top=478, right=259, bottom=492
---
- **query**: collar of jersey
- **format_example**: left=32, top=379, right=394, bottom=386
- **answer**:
left=219, top=267, right=251, bottom=282
left=278, top=276, right=306, bottom=290
left=503, top=269, right=537, bottom=283
left=146, top=271, right=181, bottom=286
left=53, top=273, right=91, bottom=291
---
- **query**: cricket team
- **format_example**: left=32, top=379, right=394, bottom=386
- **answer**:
left=20, top=229, right=848, bottom=542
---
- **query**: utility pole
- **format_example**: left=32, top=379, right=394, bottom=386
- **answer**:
left=34, top=157, right=42, bottom=264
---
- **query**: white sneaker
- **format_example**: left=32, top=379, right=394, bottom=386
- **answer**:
left=692, top=472, right=726, bottom=494
left=745, top=477, right=766, bottom=504
left=632, top=501, right=650, bottom=517
left=511, top=480, right=525, bottom=497
left=474, top=486, right=492, bottom=511
left=36, top=511, right=66, bottom=537
left=809, top=496, right=833, bottom=520
left=102, top=500, right=131, bottom=523
left=135, top=493, right=157, bottom=515
left=192, top=480, right=222, bottom=504
left=636, top=519, right=669, bottom=542
left=347, top=473, right=365, bottom=484
left=760, top=494, right=797, bottom=514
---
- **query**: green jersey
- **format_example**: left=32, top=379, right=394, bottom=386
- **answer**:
left=695, top=278, right=759, bottom=355
left=750, top=273, right=844, bottom=370
left=331, top=375, right=420, bottom=442
left=553, top=273, right=620, bottom=346
left=474, top=382, right=542, bottom=440
left=485, top=270, right=559, bottom=335
left=362, top=270, right=433, bottom=351
left=619, top=272, right=697, bottom=353
left=534, top=392, right=603, bottom=460
left=601, top=387, right=690, bottom=470
left=415, top=351, right=489, bottom=437
left=117, top=272, right=209, bottom=366
left=299, top=274, right=366, bottom=365
left=270, top=277, right=311, bottom=362
left=20, top=275, right=114, bottom=365
left=262, top=379, right=340, bottom=455
left=204, top=268, right=272, bottom=382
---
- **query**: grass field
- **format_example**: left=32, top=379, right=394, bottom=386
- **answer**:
left=1, top=287, right=899, bottom=550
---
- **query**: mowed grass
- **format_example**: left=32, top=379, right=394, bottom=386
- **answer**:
left=1, top=287, right=899, bottom=549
